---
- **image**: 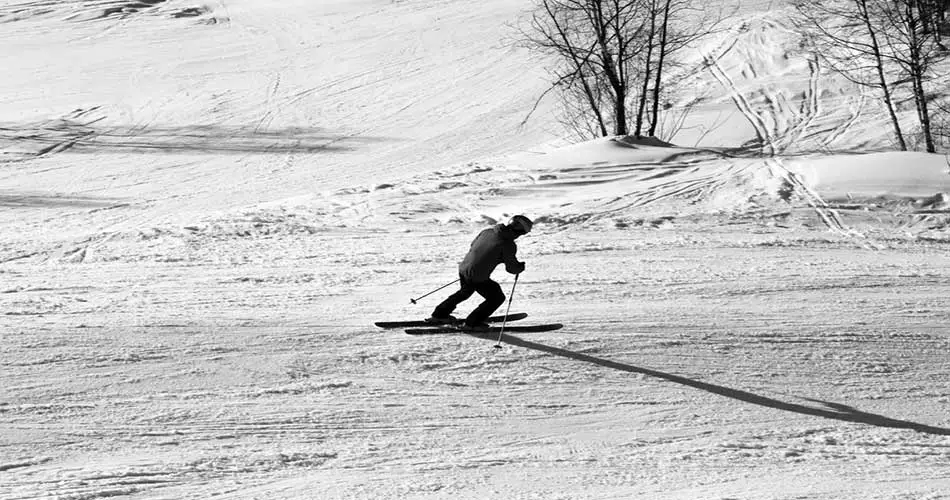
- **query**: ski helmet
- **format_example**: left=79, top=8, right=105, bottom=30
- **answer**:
left=508, top=214, right=533, bottom=234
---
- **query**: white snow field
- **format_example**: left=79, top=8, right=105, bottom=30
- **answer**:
left=2, top=0, right=950, bottom=499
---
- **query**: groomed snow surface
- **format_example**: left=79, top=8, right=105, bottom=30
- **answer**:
left=2, top=0, right=950, bottom=499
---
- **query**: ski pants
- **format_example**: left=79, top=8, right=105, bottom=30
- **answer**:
left=432, top=274, right=505, bottom=326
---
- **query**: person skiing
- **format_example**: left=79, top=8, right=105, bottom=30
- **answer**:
left=428, top=215, right=533, bottom=331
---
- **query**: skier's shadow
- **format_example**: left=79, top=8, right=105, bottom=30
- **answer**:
left=471, top=331, right=950, bottom=436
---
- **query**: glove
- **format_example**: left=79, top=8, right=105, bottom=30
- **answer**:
left=506, top=261, right=526, bottom=275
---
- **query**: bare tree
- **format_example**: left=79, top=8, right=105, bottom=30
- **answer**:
left=646, top=0, right=731, bottom=137
left=521, top=0, right=649, bottom=137
left=633, top=0, right=660, bottom=137
left=933, top=99, right=950, bottom=150
left=520, top=0, right=730, bottom=140
left=795, top=0, right=949, bottom=152
left=874, top=0, right=946, bottom=152
left=516, top=2, right=609, bottom=137
left=793, top=0, right=908, bottom=150
left=917, top=0, right=950, bottom=43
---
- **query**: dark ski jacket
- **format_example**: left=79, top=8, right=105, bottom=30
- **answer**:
left=458, top=224, right=525, bottom=283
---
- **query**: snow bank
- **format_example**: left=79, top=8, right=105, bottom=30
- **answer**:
left=784, top=152, right=950, bottom=201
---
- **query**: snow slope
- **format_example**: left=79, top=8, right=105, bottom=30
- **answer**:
left=2, top=1, right=950, bottom=499
left=0, top=0, right=555, bottom=241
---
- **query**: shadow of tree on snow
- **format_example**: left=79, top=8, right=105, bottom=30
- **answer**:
left=0, top=120, right=393, bottom=158
left=470, top=331, right=950, bottom=436
left=0, top=192, right=126, bottom=208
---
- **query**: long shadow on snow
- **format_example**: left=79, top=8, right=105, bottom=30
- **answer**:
left=470, top=331, right=950, bottom=436
left=0, top=122, right=393, bottom=156
left=0, top=192, right=125, bottom=208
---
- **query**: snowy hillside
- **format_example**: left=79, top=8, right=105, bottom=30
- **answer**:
left=2, top=0, right=950, bottom=499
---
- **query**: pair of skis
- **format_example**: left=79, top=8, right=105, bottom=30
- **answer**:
left=375, top=313, right=562, bottom=335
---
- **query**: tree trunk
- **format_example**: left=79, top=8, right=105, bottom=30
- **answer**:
left=913, top=70, right=936, bottom=152
left=540, top=0, right=610, bottom=137
left=905, top=1, right=937, bottom=152
left=648, top=0, right=672, bottom=138
left=857, top=0, right=907, bottom=149
left=591, top=0, right=628, bottom=135
left=635, top=0, right=658, bottom=137
left=578, top=71, right=610, bottom=137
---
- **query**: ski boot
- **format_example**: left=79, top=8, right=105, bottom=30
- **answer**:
left=425, top=315, right=458, bottom=326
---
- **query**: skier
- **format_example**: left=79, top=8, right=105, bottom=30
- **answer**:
left=428, top=215, right=533, bottom=331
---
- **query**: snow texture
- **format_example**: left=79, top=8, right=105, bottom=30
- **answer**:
left=2, top=0, right=950, bottom=499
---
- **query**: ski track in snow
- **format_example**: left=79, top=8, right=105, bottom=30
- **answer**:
left=694, top=11, right=893, bottom=155
left=3, top=1, right=950, bottom=499
left=3, top=235, right=950, bottom=499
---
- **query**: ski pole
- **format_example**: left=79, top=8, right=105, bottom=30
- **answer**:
left=410, top=278, right=459, bottom=304
left=493, top=274, right=519, bottom=349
